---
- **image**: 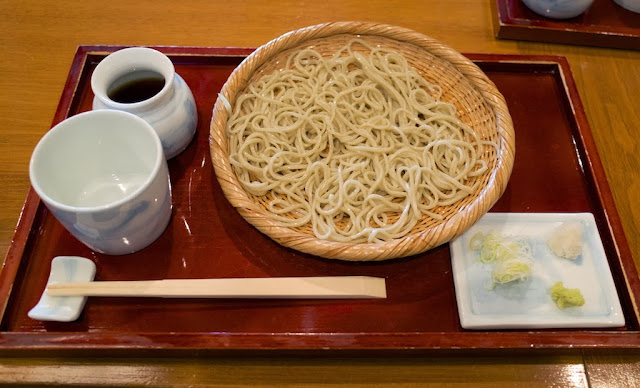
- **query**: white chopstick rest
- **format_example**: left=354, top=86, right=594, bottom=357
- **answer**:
left=28, top=256, right=387, bottom=322
left=28, top=256, right=97, bottom=322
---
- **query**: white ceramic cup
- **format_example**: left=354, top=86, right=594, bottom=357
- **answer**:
left=91, top=47, right=197, bottom=159
left=29, top=110, right=172, bottom=255
left=614, top=0, right=640, bottom=13
left=521, top=0, right=594, bottom=19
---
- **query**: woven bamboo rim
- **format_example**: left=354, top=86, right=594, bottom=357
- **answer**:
left=210, top=22, right=515, bottom=261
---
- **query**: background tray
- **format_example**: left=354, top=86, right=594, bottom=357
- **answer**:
left=493, top=0, right=640, bottom=50
left=0, top=47, right=638, bottom=353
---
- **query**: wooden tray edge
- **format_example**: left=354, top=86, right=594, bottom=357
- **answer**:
left=551, top=57, right=640, bottom=329
left=1, top=331, right=639, bottom=354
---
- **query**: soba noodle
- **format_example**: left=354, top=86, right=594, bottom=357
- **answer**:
left=225, top=39, right=496, bottom=243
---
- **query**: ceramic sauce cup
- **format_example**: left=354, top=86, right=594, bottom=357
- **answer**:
left=614, top=0, right=640, bottom=13
left=521, top=0, right=594, bottom=19
left=91, top=47, right=197, bottom=159
left=29, top=110, right=172, bottom=255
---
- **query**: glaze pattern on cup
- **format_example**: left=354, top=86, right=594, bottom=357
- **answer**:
left=138, top=74, right=198, bottom=158
left=48, top=171, right=172, bottom=255
left=521, top=0, right=594, bottom=19
left=91, top=47, right=198, bottom=159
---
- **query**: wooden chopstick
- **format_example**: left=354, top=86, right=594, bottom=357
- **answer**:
left=45, top=276, right=387, bottom=299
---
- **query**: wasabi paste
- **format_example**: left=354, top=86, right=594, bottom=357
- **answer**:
left=550, top=281, right=585, bottom=309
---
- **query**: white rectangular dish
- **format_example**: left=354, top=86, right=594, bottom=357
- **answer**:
left=450, top=212, right=625, bottom=330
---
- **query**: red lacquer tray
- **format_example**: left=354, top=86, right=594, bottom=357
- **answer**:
left=493, top=0, right=640, bottom=50
left=0, top=46, right=639, bottom=354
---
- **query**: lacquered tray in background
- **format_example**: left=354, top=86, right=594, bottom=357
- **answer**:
left=0, top=47, right=639, bottom=353
left=493, top=0, right=640, bottom=50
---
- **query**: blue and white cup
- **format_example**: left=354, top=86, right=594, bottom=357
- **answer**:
left=29, top=110, right=172, bottom=255
left=521, top=0, right=594, bottom=19
left=614, top=0, right=640, bottom=14
left=91, top=47, right=197, bottom=159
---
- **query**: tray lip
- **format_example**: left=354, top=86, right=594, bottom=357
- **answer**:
left=493, top=0, right=640, bottom=50
left=0, top=331, right=639, bottom=353
left=1, top=46, right=638, bottom=352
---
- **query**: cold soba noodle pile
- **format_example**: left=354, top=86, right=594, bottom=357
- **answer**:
left=224, top=39, right=497, bottom=243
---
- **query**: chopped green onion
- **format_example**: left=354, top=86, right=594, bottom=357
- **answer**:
left=470, top=230, right=534, bottom=289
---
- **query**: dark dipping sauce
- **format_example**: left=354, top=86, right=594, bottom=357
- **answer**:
left=107, top=70, right=165, bottom=103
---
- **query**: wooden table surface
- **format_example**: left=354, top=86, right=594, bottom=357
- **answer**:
left=1, top=0, right=638, bottom=386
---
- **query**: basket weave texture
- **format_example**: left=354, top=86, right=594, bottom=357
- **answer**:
left=210, top=22, right=515, bottom=261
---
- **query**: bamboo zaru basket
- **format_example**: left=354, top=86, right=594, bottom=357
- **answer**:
left=210, top=22, right=515, bottom=261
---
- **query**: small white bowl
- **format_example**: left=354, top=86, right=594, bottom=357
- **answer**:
left=522, top=0, right=594, bottom=19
